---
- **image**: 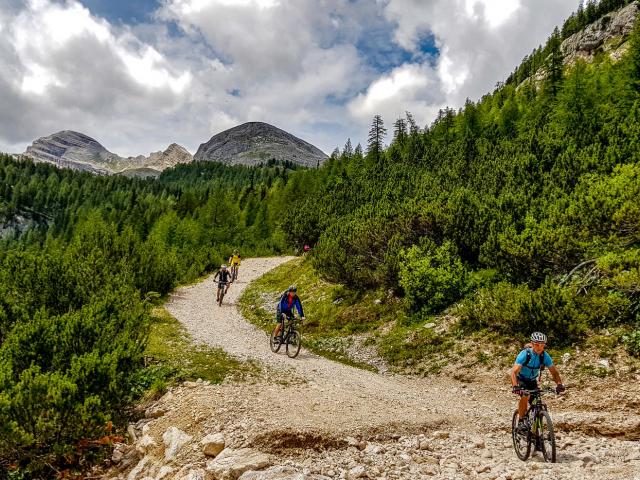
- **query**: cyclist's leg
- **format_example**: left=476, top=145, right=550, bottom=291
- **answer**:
left=216, top=284, right=222, bottom=301
left=517, top=377, right=536, bottom=419
left=274, top=312, right=286, bottom=339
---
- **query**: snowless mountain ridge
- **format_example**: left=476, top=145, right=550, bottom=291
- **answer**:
left=20, top=122, right=328, bottom=176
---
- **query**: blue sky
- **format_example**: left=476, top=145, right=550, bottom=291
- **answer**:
left=0, top=0, right=578, bottom=156
left=78, top=0, right=160, bottom=24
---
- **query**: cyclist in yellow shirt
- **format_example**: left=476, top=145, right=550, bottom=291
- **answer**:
left=228, top=250, right=241, bottom=281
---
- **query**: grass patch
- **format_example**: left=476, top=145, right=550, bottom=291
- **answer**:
left=239, top=257, right=463, bottom=372
left=132, top=307, right=259, bottom=400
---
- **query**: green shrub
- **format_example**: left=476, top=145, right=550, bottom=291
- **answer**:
left=459, top=281, right=587, bottom=346
left=399, top=240, right=467, bottom=314
left=623, top=329, right=640, bottom=357
left=0, top=289, right=149, bottom=476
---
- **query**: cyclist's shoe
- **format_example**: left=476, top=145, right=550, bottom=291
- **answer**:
left=556, top=383, right=566, bottom=394
left=516, top=419, right=528, bottom=435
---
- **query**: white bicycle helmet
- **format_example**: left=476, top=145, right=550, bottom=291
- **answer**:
left=531, top=331, right=547, bottom=343
left=221, top=264, right=227, bottom=269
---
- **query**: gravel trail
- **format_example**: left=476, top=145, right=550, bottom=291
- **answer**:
left=129, top=257, right=640, bottom=480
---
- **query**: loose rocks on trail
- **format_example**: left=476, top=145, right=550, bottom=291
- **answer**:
left=105, top=257, right=640, bottom=480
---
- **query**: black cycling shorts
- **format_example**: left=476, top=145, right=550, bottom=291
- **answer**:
left=517, top=376, right=538, bottom=392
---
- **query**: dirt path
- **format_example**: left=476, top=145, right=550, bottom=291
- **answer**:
left=115, top=257, right=640, bottom=480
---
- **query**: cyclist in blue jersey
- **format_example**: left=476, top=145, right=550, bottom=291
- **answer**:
left=273, top=285, right=305, bottom=343
left=511, top=332, right=565, bottom=433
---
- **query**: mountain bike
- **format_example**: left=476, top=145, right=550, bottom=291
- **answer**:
left=216, top=281, right=230, bottom=307
left=512, top=387, right=557, bottom=463
left=230, top=264, right=239, bottom=282
left=269, top=314, right=302, bottom=358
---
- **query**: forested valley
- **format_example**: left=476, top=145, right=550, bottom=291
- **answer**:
left=2, top=1, right=640, bottom=476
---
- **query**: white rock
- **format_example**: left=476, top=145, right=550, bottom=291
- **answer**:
left=136, top=435, right=157, bottom=455
left=202, top=433, right=226, bottom=457
left=347, top=465, right=366, bottom=479
left=180, top=469, right=206, bottom=480
left=561, top=352, right=571, bottom=364
left=432, top=431, right=449, bottom=439
left=127, top=456, right=150, bottom=480
left=155, top=466, right=175, bottom=480
left=598, top=359, right=610, bottom=369
left=207, top=448, right=271, bottom=480
left=162, top=427, right=193, bottom=461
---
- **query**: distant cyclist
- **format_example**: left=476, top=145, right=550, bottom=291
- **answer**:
left=511, top=332, right=565, bottom=433
left=273, top=285, right=305, bottom=343
left=213, top=265, right=232, bottom=303
left=228, top=250, right=241, bottom=281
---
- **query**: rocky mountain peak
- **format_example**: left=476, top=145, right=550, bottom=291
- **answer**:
left=22, top=131, right=192, bottom=176
left=194, top=122, right=328, bottom=168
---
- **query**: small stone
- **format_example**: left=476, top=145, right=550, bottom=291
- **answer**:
left=145, top=405, right=167, bottom=419
left=562, top=352, right=571, bottom=364
left=471, top=437, right=485, bottom=449
left=155, top=466, right=174, bottom=480
left=419, top=440, right=432, bottom=451
left=581, top=454, right=598, bottom=465
left=347, top=465, right=366, bottom=478
left=476, top=465, right=491, bottom=473
left=201, top=433, right=225, bottom=457
left=432, top=431, right=449, bottom=439
left=136, top=435, right=157, bottom=455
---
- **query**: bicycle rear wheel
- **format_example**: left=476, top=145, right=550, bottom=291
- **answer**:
left=512, top=410, right=531, bottom=461
left=537, top=410, right=556, bottom=463
left=270, top=325, right=282, bottom=353
left=286, top=330, right=301, bottom=358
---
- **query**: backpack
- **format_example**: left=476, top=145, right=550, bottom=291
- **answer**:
left=521, top=346, right=546, bottom=377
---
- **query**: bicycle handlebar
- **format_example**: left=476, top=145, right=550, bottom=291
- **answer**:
left=519, top=387, right=557, bottom=395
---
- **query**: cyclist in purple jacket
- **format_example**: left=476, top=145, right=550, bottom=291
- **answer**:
left=273, top=285, right=305, bottom=343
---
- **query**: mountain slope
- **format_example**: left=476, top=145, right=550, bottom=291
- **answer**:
left=22, top=131, right=193, bottom=175
left=194, top=122, right=328, bottom=168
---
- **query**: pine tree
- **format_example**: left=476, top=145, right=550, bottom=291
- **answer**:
left=366, top=115, right=387, bottom=163
left=342, top=138, right=353, bottom=159
left=393, top=118, right=408, bottom=146
left=546, top=27, right=563, bottom=97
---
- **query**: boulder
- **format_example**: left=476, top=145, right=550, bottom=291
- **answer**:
left=206, top=448, right=271, bottom=480
left=202, top=433, right=226, bottom=457
left=162, top=427, right=193, bottom=461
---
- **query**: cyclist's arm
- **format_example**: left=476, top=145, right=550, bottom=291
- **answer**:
left=294, top=298, right=304, bottom=318
left=213, top=271, right=220, bottom=281
left=548, top=365, right=562, bottom=385
left=511, top=363, right=523, bottom=386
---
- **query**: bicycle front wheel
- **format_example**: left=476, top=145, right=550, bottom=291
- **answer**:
left=512, top=410, right=531, bottom=461
left=537, top=410, right=556, bottom=463
left=286, top=330, right=301, bottom=358
left=270, top=326, right=282, bottom=353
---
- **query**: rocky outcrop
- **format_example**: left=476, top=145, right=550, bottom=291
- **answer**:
left=22, top=131, right=193, bottom=175
left=561, top=1, right=640, bottom=64
left=24, top=131, right=114, bottom=175
left=194, top=122, right=327, bottom=168
left=128, top=143, right=194, bottom=172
